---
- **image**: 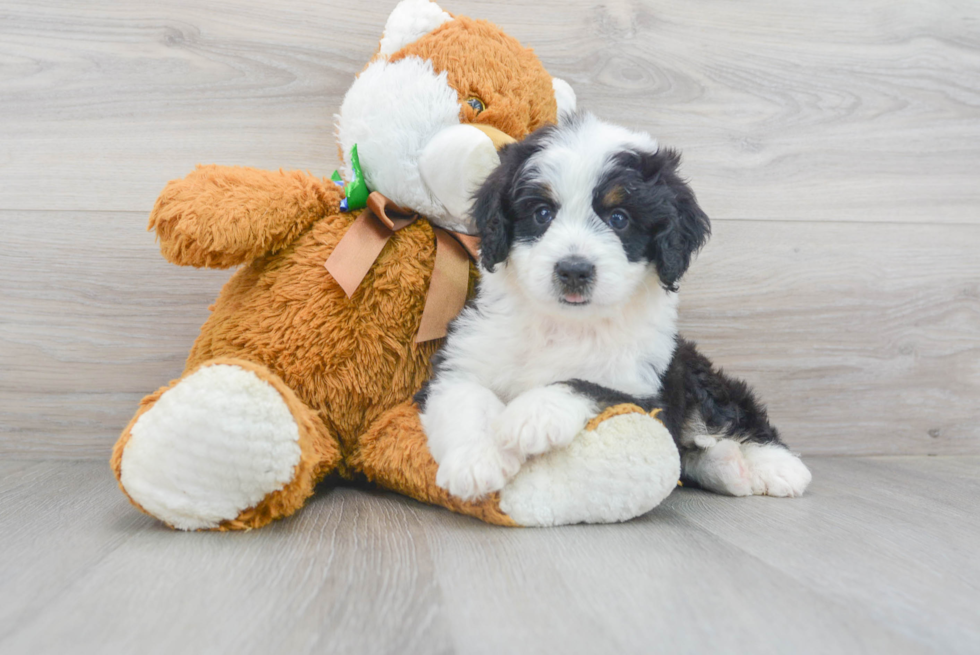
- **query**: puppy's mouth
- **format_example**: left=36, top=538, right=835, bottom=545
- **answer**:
left=559, top=292, right=591, bottom=306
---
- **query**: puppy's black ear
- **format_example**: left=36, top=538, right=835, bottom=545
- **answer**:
left=472, top=129, right=552, bottom=272
left=472, top=150, right=513, bottom=272
left=643, top=148, right=711, bottom=292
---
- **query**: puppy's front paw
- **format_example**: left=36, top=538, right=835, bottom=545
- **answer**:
left=496, top=386, right=594, bottom=459
left=435, top=444, right=521, bottom=501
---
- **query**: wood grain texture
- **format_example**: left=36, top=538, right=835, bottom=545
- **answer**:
left=2, top=211, right=977, bottom=458
left=419, top=502, right=923, bottom=655
left=0, top=209, right=230, bottom=457
left=0, top=0, right=978, bottom=221
left=1, top=474, right=451, bottom=655
left=0, top=460, right=154, bottom=643
left=681, top=219, right=980, bottom=456
left=670, top=456, right=980, bottom=651
left=4, top=457, right=979, bottom=654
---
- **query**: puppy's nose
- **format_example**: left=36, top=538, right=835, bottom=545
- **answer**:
left=554, top=256, right=596, bottom=288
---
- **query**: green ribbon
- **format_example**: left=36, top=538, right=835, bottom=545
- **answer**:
left=332, top=144, right=370, bottom=212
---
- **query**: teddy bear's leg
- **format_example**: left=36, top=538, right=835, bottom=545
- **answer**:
left=352, top=402, right=680, bottom=527
left=497, top=405, right=680, bottom=527
left=351, top=402, right=518, bottom=526
left=111, top=358, right=341, bottom=531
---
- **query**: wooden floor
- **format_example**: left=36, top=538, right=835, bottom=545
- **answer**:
left=0, top=456, right=977, bottom=655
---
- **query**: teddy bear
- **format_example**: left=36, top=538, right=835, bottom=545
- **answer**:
left=110, top=0, right=680, bottom=531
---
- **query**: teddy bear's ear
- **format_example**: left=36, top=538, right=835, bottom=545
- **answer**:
left=552, top=78, right=578, bottom=125
left=378, top=0, right=453, bottom=57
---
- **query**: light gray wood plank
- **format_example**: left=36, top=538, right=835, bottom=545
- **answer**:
left=559, top=0, right=980, bottom=224
left=0, top=0, right=383, bottom=213
left=0, top=463, right=944, bottom=653
left=681, top=220, right=980, bottom=456
left=856, top=455, right=980, bottom=495
left=3, top=212, right=977, bottom=458
left=0, top=0, right=978, bottom=222
left=0, top=461, right=154, bottom=643
left=419, top=503, right=925, bottom=655
left=0, top=460, right=49, bottom=494
left=3, top=460, right=949, bottom=655
left=247, top=490, right=452, bottom=655
left=811, top=456, right=980, bottom=519
left=0, top=483, right=452, bottom=655
left=666, top=456, right=980, bottom=654
left=0, top=210, right=230, bottom=458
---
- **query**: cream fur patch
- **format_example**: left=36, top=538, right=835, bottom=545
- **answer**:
left=379, top=0, right=453, bottom=57
left=120, top=364, right=302, bottom=530
left=551, top=77, right=577, bottom=124
left=337, top=56, right=461, bottom=225
left=418, top=123, right=500, bottom=234
left=499, top=412, right=680, bottom=526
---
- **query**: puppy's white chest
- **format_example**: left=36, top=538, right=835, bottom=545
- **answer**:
left=448, top=276, right=679, bottom=404
left=483, top=318, right=667, bottom=402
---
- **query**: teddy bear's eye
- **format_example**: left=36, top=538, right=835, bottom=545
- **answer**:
left=466, top=97, right=485, bottom=114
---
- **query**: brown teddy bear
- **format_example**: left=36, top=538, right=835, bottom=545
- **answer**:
left=111, top=0, right=679, bottom=531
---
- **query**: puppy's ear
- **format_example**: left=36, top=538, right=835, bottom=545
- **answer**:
left=472, top=129, right=551, bottom=272
left=472, top=127, right=555, bottom=272
left=472, top=150, right=513, bottom=272
left=642, top=148, right=711, bottom=292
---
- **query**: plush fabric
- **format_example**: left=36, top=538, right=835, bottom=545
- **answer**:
left=110, top=0, right=679, bottom=531
left=390, top=15, right=559, bottom=141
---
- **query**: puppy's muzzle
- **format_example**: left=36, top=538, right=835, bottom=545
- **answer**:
left=554, top=256, right=596, bottom=299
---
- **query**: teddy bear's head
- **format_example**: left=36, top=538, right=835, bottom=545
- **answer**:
left=337, top=0, right=576, bottom=234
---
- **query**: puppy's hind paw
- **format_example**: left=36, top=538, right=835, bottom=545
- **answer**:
left=435, top=444, right=521, bottom=501
left=683, top=438, right=812, bottom=498
left=681, top=438, right=755, bottom=497
left=743, top=443, right=812, bottom=497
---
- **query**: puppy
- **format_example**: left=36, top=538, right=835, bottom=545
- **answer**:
left=418, top=113, right=811, bottom=501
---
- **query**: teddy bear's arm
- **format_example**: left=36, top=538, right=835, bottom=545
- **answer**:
left=149, top=165, right=343, bottom=268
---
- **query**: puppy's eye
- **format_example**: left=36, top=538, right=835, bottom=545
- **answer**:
left=608, top=209, right=630, bottom=230
left=466, top=97, right=485, bottom=114
left=533, top=205, right=554, bottom=225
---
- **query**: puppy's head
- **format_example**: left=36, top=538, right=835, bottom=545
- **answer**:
left=472, top=113, right=710, bottom=314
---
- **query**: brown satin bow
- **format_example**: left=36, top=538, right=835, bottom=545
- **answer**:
left=324, top=191, right=481, bottom=343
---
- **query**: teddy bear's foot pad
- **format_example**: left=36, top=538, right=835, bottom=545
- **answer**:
left=119, top=364, right=302, bottom=530
left=498, top=408, right=680, bottom=527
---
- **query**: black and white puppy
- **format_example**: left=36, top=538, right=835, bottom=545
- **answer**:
left=418, top=113, right=811, bottom=501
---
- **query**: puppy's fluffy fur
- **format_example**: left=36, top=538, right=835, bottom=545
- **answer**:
left=418, top=113, right=811, bottom=501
